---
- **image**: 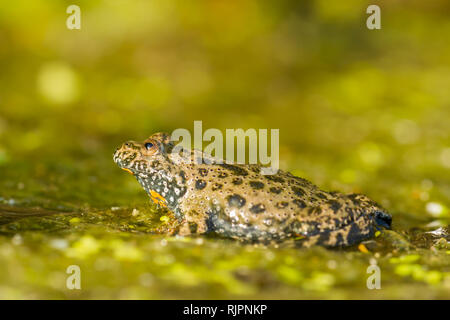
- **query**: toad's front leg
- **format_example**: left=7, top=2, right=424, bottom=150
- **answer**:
left=172, top=209, right=211, bottom=236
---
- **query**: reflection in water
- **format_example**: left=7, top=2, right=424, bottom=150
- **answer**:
left=0, top=204, right=74, bottom=225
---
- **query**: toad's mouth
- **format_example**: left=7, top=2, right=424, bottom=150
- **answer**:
left=113, top=148, right=126, bottom=168
left=113, top=148, right=138, bottom=171
left=113, top=148, right=121, bottom=165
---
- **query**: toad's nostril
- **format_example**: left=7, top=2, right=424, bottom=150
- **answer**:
left=374, top=210, right=392, bottom=230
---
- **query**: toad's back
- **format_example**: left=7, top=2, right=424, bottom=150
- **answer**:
left=114, top=132, right=392, bottom=247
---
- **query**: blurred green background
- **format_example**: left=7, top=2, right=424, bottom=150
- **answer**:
left=0, top=0, right=449, bottom=299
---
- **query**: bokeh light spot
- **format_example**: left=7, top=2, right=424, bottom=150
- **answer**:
left=393, top=119, right=420, bottom=144
left=37, top=62, right=80, bottom=105
left=357, top=143, right=384, bottom=168
left=440, top=148, right=450, bottom=168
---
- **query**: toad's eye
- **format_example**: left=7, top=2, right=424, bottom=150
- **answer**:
left=145, top=142, right=154, bottom=150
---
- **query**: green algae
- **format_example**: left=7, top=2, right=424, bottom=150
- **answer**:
left=0, top=197, right=449, bottom=299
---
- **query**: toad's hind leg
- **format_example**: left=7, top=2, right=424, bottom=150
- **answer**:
left=204, top=208, right=281, bottom=242
left=295, top=214, right=376, bottom=248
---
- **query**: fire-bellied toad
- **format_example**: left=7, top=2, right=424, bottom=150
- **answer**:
left=113, top=132, right=392, bottom=247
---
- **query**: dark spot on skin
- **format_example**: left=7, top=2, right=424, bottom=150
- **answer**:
left=367, top=199, right=380, bottom=207
left=264, top=175, right=284, bottom=183
left=189, top=222, right=198, bottom=233
left=151, top=160, right=160, bottom=168
left=347, top=223, right=361, bottom=242
left=291, top=186, right=306, bottom=197
left=334, top=233, right=345, bottom=246
left=317, top=192, right=328, bottom=199
left=327, top=200, right=342, bottom=213
left=289, top=220, right=303, bottom=233
left=205, top=216, right=214, bottom=233
left=161, top=140, right=175, bottom=154
left=317, top=232, right=331, bottom=245
left=227, top=194, right=246, bottom=208
left=218, top=172, right=228, bottom=178
left=124, top=141, right=138, bottom=149
left=348, top=194, right=361, bottom=205
left=198, top=168, right=208, bottom=177
left=308, top=206, right=322, bottom=215
left=307, top=197, right=317, bottom=203
left=249, top=166, right=260, bottom=173
left=178, top=170, right=186, bottom=183
left=249, top=181, right=264, bottom=190
left=334, top=218, right=342, bottom=227
left=292, top=176, right=311, bottom=186
left=276, top=201, right=289, bottom=209
left=122, top=153, right=137, bottom=165
left=132, top=160, right=145, bottom=171
left=195, top=179, right=207, bottom=190
left=270, top=187, right=282, bottom=194
left=218, top=164, right=248, bottom=176
left=292, top=199, right=307, bottom=208
left=212, top=183, right=223, bottom=191
left=250, top=204, right=265, bottom=214
left=232, top=177, right=243, bottom=185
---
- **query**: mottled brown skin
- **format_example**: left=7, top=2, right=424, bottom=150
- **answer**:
left=114, top=132, right=392, bottom=247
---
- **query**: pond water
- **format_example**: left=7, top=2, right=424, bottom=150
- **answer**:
left=0, top=0, right=449, bottom=299
left=0, top=148, right=448, bottom=299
